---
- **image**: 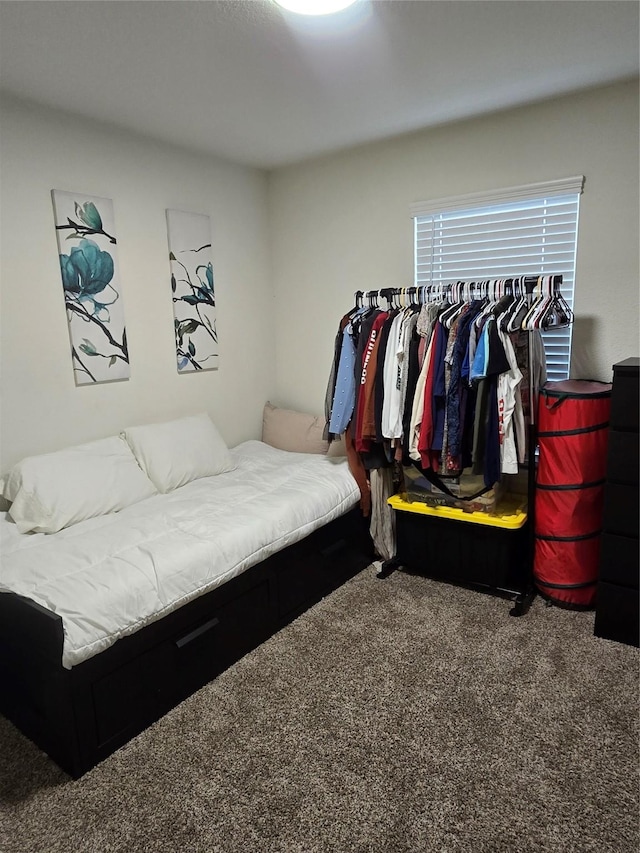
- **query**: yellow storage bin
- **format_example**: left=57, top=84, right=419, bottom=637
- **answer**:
left=388, top=493, right=528, bottom=529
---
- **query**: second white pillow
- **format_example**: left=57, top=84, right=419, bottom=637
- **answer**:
left=122, top=413, right=235, bottom=493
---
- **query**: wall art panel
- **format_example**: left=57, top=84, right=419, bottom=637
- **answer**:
left=51, top=190, right=129, bottom=385
left=166, top=209, right=218, bottom=373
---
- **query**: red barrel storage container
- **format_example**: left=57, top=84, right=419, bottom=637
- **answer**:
left=533, top=379, right=612, bottom=607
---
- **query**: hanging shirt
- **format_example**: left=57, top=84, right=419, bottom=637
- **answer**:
left=416, top=321, right=445, bottom=470
left=512, top=328, right=547, bottom=462
left=416, top=302, right=441, bottom=369
left=445, top=303, right=482, bottom=467
left=360, top=314, right=391, bottom=445
left=328, top=321, right=357, bottom=436
left=468, top=316, right=480, bottom=374
left=431, top=320, right=449, bottom=455
left=470, top=318, right=490, bottom=381
left=440, top=313, right=460, bottom=472
left=402, top=336, right=421, bottom=459
left=472, top=377, right=490, bottom=477
left=398, top=311, right=420, bottom=450
left=496, top=326, right=524, bottom=474
left=408, top=328, right=436, bottom=462
left=483, top=376, right=501, bottom=487
left=350, top=310, right=380, bottom=441
left=381, top=310, right=409, bottom=440
left=324, top=313, right=349, bottom=440
left=372, top=312, right=397, bottom=444
left=354, top=311, right=389, bottom=453
left=480, top=319, right=510, bottom=485
left=515, top=329, right=547, bottom=421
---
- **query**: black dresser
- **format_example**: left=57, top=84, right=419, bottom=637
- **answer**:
left=594, top=357, right=639, bottom=647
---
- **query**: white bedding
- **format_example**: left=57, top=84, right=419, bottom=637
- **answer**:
left=0, top=441, right=359, bottom=669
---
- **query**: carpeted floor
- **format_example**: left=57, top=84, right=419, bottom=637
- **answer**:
left=1, top=564, right=638, bottom=853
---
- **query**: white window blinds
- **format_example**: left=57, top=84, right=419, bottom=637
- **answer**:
left=411, top=177, right=584, bottom=381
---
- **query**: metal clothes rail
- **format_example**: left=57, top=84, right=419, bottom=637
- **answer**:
left=354, top=274, right=563, bottom=308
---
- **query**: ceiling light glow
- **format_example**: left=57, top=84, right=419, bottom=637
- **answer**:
left=274, top=0, right=358, bottom=15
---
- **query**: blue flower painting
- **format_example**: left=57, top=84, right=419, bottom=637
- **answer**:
left=52, top=190, right=129, bottom=384
left=166, top=209, right=219, bottom=373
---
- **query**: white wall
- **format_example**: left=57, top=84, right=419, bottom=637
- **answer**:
left=2, top=81, right=638, bottom=472
left=0, top=96, right=274, bottom=472
left=269, top=80, right=640, bottom=416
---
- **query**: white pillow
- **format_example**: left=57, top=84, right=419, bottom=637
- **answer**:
left=3, top=436, right=158, bottom=534
left=122, top=413, right=235, bottom=493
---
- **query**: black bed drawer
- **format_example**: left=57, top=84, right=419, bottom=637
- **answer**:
left=278, top=545, right=325, bottom=619
left=92, top=642, right=175, bottom=746
left=91, top=579, right=273, bottom=746
left=206, top=578, right=273, bottom=669
left=276, top=533, right=363, bottom=620
left=175, top=577, right=273, bottom=691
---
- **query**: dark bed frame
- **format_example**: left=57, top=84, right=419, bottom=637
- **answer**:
left=0, top=508, right=372, bottom=779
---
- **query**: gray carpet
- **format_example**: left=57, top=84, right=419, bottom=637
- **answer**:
left=1, top=565, right=638, bottom=853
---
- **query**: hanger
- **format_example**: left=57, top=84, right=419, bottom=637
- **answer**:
left=407, top=287, right=419, bottom=309
left=548, top=283, right=573, bottom=327
left=438, top=281, right=465, bottom=328
left=495, top=278, right=521, bottom=331
left=503, top=277, right=529, bottom=332
left=473, top=294, right=496, bottom=329
left=523, top=275, right=569, bottom=330
left=535, top=289, right=573, bottom=329
left=425, top=284, right=442, bottom=304
left=520, top=276, right=544, bottom=330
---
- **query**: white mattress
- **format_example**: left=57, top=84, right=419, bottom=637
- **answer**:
left=0, top=440, right=359, bottom=668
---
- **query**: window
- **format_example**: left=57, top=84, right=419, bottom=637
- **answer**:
left=411, top=176, right=584, bottom=381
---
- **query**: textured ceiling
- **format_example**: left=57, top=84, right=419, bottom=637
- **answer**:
left=0, top=0, right=638, bottom=169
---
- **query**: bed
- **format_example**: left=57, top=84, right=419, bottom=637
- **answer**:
left=0, top=419, right=371, bottom=778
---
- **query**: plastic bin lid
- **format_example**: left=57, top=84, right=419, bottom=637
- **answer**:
left=541, top=379, right=612, bottom=398
left=387, top=493, right=528, bottom=529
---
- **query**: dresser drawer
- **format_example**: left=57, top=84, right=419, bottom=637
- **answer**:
left=594, top=581, right=639, bottom=647
left=598, top=532, right=639, bottom=588
left=603, top=482, right=640, bottom=538
left=610, top=372, right=639, bottom=431
left=606, top=430, right=639, bottom=484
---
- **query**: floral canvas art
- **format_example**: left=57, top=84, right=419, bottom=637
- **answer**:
left=51, top=190, right=129, bottom=385
left=166, top=209, right=218, bottom=373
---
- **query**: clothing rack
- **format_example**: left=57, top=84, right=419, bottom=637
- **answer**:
left=346, top=274, right=571, bottom=614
